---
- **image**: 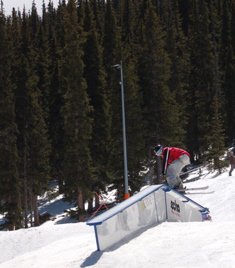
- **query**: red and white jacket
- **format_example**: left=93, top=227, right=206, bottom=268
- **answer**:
left=162, top=147, right=190, bottom=175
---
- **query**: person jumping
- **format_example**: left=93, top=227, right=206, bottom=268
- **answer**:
left=153, top=144, right=190, bottom=190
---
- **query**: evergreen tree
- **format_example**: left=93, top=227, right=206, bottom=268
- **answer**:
left=0, top=8, right=22, bottom=229
left=220, top=0, right=235, bottom=144
left=13, top=9, right=51, bottom=227
left=187, top=1, right=225, bottom=165
left=207, top=94, right=226, bottom=172
left=47, top=0, right=66, bottom=188
left=120, top=0, right=138, bottom=44
left=83, top=1, right=112, bottom=189
left=60, top=0, right=93, bottom=220
left=90, top=0, right=106, bottom=38
left=138, top=1, right=181, bottom=148
left=187, top=1, right=213, bottom=161
left=205, top=0, right=225, bottom=171
left=163, top=0, right=190, bottom=147
left=28, top=5, right=51, bottom=226
left=122, top=54, right=146, bottom=192
left=103, top=0, right=124, bottom=187
left=120, top=0, right=146, bottom=192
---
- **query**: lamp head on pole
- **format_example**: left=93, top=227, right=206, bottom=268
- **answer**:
left=112, top=64, right=121, bottom=69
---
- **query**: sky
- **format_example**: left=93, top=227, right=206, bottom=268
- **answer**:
left=2, top=0, right=60, bottom=15
left=1, top=167, right=235, bottom=268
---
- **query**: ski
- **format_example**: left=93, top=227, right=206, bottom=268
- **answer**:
left=180, top=167, right=201, bottom=176
left=176, top=185, right=209, bottom=193
left=184, top=185, right=209, bottom=191
left=183, top=175, right=201, bottom=183
left=184, top=190, right=214, bottom=195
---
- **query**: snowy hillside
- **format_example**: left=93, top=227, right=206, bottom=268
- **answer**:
left=1, top=168, right=235, bottom=268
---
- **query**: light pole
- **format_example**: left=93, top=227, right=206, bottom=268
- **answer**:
left=113, top=61, right=129, bottom=200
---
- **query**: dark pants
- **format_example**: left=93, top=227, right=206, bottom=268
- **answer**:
left=229, top=164, right=235, bottom=176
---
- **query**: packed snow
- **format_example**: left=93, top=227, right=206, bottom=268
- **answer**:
left=1, top=167, right=235, bottom=268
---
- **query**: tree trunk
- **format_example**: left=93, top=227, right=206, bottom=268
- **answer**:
left=33, top=194, right=39, bottom=226
left=94, top=192, right=99, bottom=210
left=23, top=141, right=28, bottom=228
left=77, top=188, right=84, bottom=221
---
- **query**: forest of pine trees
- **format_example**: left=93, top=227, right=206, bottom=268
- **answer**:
left=0, top=0, right=235, bottom=229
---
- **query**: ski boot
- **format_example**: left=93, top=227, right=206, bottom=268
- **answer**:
left=173, top=182, right=186, bottom=193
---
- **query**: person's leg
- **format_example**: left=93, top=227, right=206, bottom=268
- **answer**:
left=166, top=159, right=184, bottom=188
left=166, top=155, right=190, bottom=188
left=230, top=164, right=235, bottom=176
left=229, top=166, right=232, bottom=176
left=179, top=154, right=190, bottom=167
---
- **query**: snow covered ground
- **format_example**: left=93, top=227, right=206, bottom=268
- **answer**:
left=1, top=167, right=235, bottom=268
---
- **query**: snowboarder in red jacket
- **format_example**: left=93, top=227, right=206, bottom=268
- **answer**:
left=153, top=145, right=190, bottom=189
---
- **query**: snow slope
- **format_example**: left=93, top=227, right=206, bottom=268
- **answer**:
left=1, top=168, right=235, bottom=268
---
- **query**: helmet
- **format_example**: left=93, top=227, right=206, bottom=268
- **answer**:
left=153, top=144, right=163, bottom=156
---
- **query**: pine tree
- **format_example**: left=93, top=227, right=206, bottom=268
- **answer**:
left=119, top=0, right=146, bottom=192
left=220, top=0, right=235, bottom=144
left=138, top=1, right=181, bottom=147
left=0, top=8, right=22, bottom=229
left=28, top=5, right=51, bottom=226
left=163, top=0, right=190, bottom=147
left=83, top=1, right=112, bottom=189
left=46, top=0, right=66, bottom=189
left=103, top=0, right=124, bottom=187
left=187, top=1, right=213, bottom=161
left=207, top=94, right=226, bottom=173
left=122, top=54, right=146, bottom=192
left=60, top=0, right=93, bottom=220
left=203, top=1, right=225, bottom=171
left=187, top=1, right=225, bottom=164
left=90, top=0, right=106, bottom=38
left=13, top=9, right=51, bottom=227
